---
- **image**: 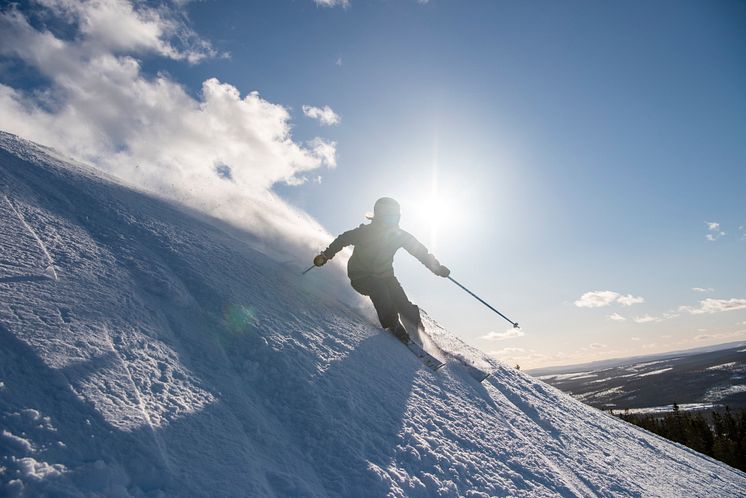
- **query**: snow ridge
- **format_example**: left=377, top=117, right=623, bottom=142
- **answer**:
left=1, top=131, right=745, bottom=497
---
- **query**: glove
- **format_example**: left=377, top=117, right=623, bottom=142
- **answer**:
left=313, top=254, right=328, bottom=267
left=435, top=265, right=450, bottom=278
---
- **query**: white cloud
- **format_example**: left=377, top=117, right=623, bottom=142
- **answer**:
left=680, top=298, right=746, bottom=315
left=631, top=312, right=678, bottom=324
left=574, top=290, right=644, bottom=308
left=574, top=290, right=619, bottom=308
left=314, top=0, right=428, bottom=8
left=617, top=294, right=645, bottom=306
left=608, top=313, right=626, bottom=321
left=633, top=315, right=659, bottom=324
left=0, top=2, right=338, bottom=260
left=307, top=137, right=338, bottom=167
left=589, top=343, right=606, bottom=349
left=692, top=287, right=714, bottom=293
left=302, top=105, right=341, bottom=126
left=480, top=328, right=525, bottom=341
left=630, top=336, right=641, bottom=341
left=705, top=221, right=725, bottom=241
left=35, top=0, right=219, bottom=63
left=313, top=0, right=350, bottom=7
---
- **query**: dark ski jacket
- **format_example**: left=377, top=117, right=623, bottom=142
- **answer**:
left=322, top=221, right=442, bottom=280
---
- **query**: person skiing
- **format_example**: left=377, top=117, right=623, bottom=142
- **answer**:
left=312, top=197, right=450, bottom=344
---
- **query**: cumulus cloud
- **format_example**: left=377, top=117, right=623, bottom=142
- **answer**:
left=705, top=221, right=725, bottom=241
left=0, top=2, right=338, bottom=261
left=480, top=328, right=525, bottom=341
left=608, top=313, right=626, bottom=321
left=574, top=290, right=644, bottom=308
left=34, top=0, right=219, bottom=63
left=617, top=294, right=645, bottom=306
left=692, top=287, right=714, bottom=293
left=302, top=105, right=341, bottom=126
left=680, top=298, right=746, bottom=315
left=574, top=290, right=619, bottom=308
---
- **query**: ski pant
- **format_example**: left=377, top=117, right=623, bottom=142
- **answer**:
left=350, top=275, right=421, bottom=333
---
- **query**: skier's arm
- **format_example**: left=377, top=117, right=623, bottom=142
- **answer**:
left=321, top=227, right=360, bottom=260
left=402, top=232, right=450, bottom=277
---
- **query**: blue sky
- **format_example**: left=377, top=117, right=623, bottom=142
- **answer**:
left=1, top=0, right=744, bottom=368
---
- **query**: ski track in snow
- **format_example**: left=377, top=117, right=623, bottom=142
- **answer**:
left=3, top=194, right=58, bottom=281
left=1, top=131, right=745, bottom=497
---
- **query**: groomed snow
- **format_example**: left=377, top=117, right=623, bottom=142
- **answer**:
left=705, top=362, right=738, bottom=371
left=704, top=385, right=746, bottom=403
left=536, top=372, right=596, bottom=382
left=1, top=131, right=745, bottom=497
left=638, top=368, right=673, bottom=377
left=620, top=403, right=723, bottom=415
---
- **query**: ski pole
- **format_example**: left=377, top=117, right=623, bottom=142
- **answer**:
left=448, top=276, right=519, bottom=328
left=302, top=265, right=316, bottom=275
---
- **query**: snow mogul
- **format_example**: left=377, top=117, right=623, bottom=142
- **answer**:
left=312, top=197, right=450, bottom=343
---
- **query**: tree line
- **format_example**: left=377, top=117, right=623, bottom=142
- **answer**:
left=612, top=404, right=746, bottom=472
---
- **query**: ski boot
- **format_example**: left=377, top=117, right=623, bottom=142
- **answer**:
left=388, top=322, right=411, bottom=344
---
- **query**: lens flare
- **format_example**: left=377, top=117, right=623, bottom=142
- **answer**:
left=224, top=304, right=258, bottom=335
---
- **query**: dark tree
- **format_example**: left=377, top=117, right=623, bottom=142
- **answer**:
left=617, top=405, right=746, bottom=472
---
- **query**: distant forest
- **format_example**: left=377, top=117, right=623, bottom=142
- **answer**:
left=612, top=405, right=746, bottom=472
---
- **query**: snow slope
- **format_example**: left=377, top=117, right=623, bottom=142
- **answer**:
left=1, top=131, right=745, bottom=497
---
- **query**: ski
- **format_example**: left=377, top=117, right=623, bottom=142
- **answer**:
left=404, top=339, right=488, bottom=379
left=405, top=339, right=445, bottom=370
left=417, top=313, right=493, bottom=382
left=387, top=329, right=444, bottom=371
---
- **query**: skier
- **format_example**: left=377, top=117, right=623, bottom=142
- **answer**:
left=312, top=197, right=450, bottom=344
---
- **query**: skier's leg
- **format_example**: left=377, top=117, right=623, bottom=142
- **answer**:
left=386, top=277, right=422, bottom=336
left=351, top=277, right=399, bottom=330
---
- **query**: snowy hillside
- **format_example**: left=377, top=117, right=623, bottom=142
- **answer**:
left=1, top=131, right=745, bottom=497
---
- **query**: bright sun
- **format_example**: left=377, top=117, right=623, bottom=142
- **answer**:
left=408, top=194, right=461, bottom=251
left=419, top=196, right=451, bottom=222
